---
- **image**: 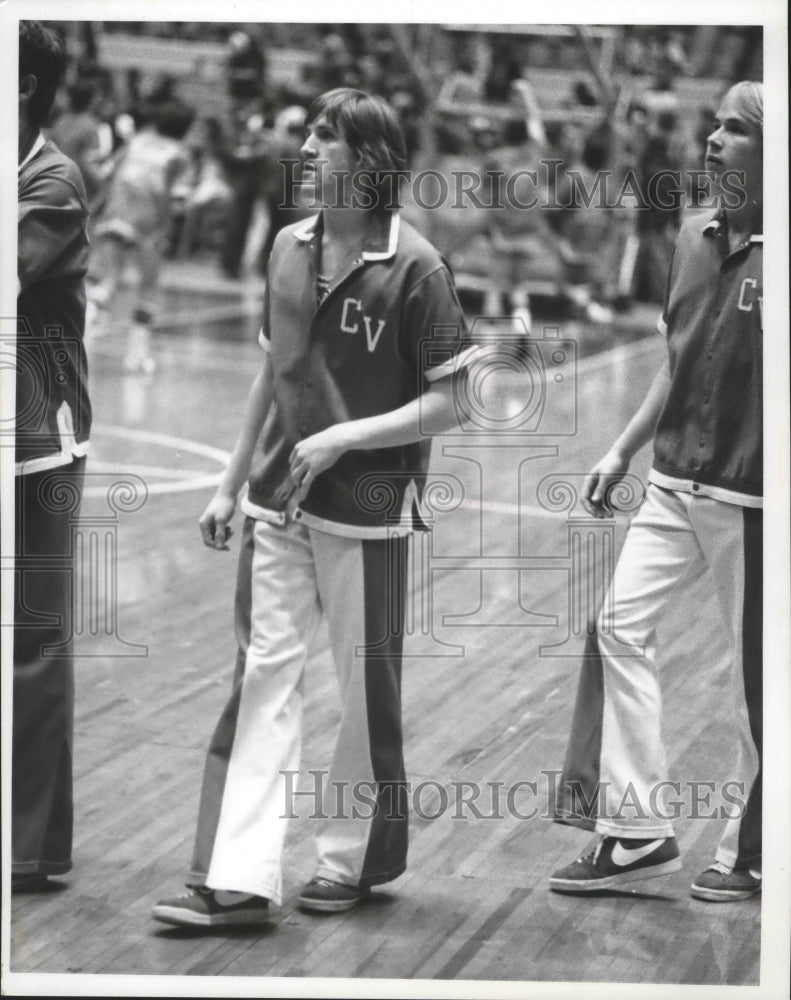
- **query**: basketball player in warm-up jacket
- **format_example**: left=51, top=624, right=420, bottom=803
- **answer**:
left=153, top=88, right=478, bottom=928
left=551, top=82, right=763, bottom=903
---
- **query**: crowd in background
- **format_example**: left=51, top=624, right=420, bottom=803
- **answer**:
left=42, top=22, right=762, bottom=322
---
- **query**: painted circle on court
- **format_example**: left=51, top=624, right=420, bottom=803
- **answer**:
left=83, top=423, right=230, bottom=498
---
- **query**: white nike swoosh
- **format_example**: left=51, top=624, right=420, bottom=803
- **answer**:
left=611, top=839, right=665, bottom=867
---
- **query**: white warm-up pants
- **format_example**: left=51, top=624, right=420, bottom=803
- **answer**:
left=188, top=517, right=410, bottom=905
left=555, top=484, right=762, bottom=869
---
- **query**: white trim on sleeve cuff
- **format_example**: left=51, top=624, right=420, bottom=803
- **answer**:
left=424, top=343, right=482, bottom=382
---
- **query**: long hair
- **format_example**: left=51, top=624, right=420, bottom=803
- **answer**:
left=306, top=88, right=407, bottom=213
left=724, top=81, right=763, bottom=134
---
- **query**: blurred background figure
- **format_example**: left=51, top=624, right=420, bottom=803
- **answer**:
left=631, top=108, right=683, bottom=303
left=87, top=97, right=195, bottom=372
left=257, top=104, right=308, bottom=271
left=217, top=104, right=270, bottom=280
left=226, top=29, right=266, bottom=119
left=175, top=116, right=233, bottom=258
left=47, top=19, right=764, bottom=332
left=47, top=78, right=106, bottom=210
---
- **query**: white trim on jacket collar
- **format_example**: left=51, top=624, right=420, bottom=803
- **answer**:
left=363, top=213, right=399, bottom=260
left=293, top=213, right=400, bottom=261
left=18, top=132, right=45, bottom=172
left=293, top=215, right=320, bottom=243
left=702, top=214, right=762, bottom=242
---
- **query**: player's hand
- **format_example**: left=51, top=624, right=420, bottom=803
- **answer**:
left=289, top=426, right=350, bottom=496
left=199, top=491, right=237, bottom=550
left=582, top=450, right=630, bottom=518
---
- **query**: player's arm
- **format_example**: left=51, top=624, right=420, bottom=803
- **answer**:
left=290, top=265, right=472, bottom=493
left=18, top=170, right=86, bottom=293
left=289, top=372, right=465, bottom=495
left=199, top=352, right=274, bottom=549
left=582, top=358, right=671, bottom=517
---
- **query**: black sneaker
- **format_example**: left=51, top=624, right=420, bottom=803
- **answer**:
left=152, top=887, right=270, bottom=927
left=298, top=877, right=369, bottom=913
left=11, top=872, right=50, bottom=892
left=690, top=862, right=761, bottom=902
left=550, top=836, right=681, bottom=892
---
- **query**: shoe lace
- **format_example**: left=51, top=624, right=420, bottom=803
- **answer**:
left=709, top=861, right=732, bottom=876
left=176, top=887, right=213, bottom=900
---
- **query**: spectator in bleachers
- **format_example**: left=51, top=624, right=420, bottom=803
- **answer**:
left=315, top=32, right=357, bottom=92
left=484, top=37, right=524, bottom=103
left=468, top=115, right=501, bottom=154
left=632, top=108, right=683, bottom=303
left=390, top=90, right=422, bottom=164
left=176, top=116, right=233, bottom=258
left=218, top=108, right=271, bottom=280
left=551, top=121, right=619, bottom=316
left=254, top=105, right=312, bottom=274
left=146, top=72, right=179, bottom=106
left=570, top=78, right=599, bottom=108
left=639, top=59, right=681, bottom=126
left=663, top=31, right=690, bottom=76
left=622, top=29, right=649, bottom=76
left=226, top=30, right=266, bottom=118
left=482, top=113, right=565, bottom=319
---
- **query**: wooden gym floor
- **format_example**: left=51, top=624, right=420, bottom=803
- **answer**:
left=8, top=263, right=762, bottom=990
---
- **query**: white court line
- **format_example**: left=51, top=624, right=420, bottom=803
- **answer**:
left=92, top=423, right=231, bottom=464
left=141, top=474, right=223, bottom=497
left=85, top=423, right=230, bottom=498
